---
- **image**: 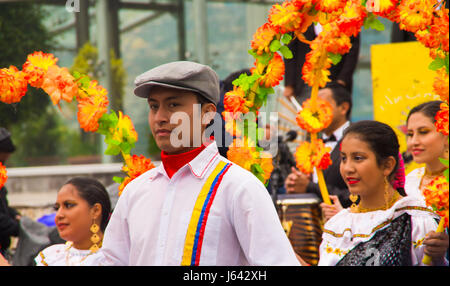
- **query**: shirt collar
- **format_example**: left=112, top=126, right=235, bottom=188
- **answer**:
left=150, top=141, right=220, bottom=181
left=323, top=121, right=350, bottom=142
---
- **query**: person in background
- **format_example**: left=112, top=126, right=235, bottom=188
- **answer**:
left=284, top=82, right=352, bottom=209
left=34, top=177, right=111, bottom=266
left=405, top=101, right=449, bottom=262
left=0, top=127, right=20, bottom=257
left=319, top=120, right=446, bottom=266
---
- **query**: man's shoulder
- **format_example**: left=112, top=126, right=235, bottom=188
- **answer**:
left=215, top=155, right=266, bottom=187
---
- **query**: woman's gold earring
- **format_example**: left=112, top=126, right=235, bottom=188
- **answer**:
left=349, top=194, right=359, bottom=212
left=90, top=221, right=101, bottom=253
left=384, top=176, right=390, bottom=209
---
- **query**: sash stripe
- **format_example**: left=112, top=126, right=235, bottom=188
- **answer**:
left=181, top=161, right=231, bottom=266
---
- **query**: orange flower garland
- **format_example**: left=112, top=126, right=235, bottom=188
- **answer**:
left=435, top=102, right=449, bottom=136
left=41, top=65, right=78, bottom=106
left=0, top=162, right=7, bottom=190
left=251, top=23, right=278, bottom=55
left=0, top=66, right=28, bottom=104
left=423, top=175, right=449, bottom=228
left=22, top=51, right=58, bottom=88
left=257, top=53, right=285, bottom=88
left=268, top=1, right=304, bottom=34
left=223, top=86, right=250, bottom=117
left=433, top=68, right=449, bottom=103
left=296, top=97, right=333, bottom=133
left=77, top=81, right=109, bottom=132
left=119, top=154, right=156, bottom=195
left=294, top=140, right=332, bottom=174
left=397, top=0, right=436, bottom=33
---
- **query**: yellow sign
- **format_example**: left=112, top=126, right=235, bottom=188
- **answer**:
left=371, top=41, right=441, bottom=158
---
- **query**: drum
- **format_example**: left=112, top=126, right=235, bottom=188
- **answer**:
left=276, top=193, right=323, bottom=266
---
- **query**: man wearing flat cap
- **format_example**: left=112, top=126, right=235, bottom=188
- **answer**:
left=98, top=61, right=301, bottom=266
left=0, top=128, right=21, bottom=257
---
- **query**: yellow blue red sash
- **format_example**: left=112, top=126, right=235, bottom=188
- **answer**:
left=181, top=161, right=231, bottom=266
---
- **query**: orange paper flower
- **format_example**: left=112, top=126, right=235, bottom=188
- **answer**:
left=112, top=111, right=138, bottom=144
left=227, top=137, right=259, bottom=171
left=336, top=0, right=367, bottom=37
left=223, top=86, right=249, bottom=117
left=295, top=139, right=332, bottom=174
left=41, top=65, right=78, bottom=105
left=435, top=102, right=449, bottom=136
left=119, top=154, right=155, bottom=195
left=268, top=1, right=303, bottom=34
left=315, top=0, right=347, bottom=14
left=423, top=175, right=449, bottom=228
left=433, top=68, right=449, bottom=103
left=296, top=97, right=333, bottom=133
left=258, top=53, right=285, bottom=88
left=22, top=51, right=58, bottom=88
left=0, top=162, right=7, bottom=189
left=302, top=47, right=333, bottom=88
left=0, top=66, right=28, bottom=104
left=77, top=81, right=109, bottom=132
left=251, top=23, right=279, bottom=55
left=397, top=0, right=436, bottom=33
left=260, top=152, right=274, bottom=182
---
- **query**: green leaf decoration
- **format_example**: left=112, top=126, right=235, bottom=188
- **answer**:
left=328, top=52, right=342, bottom=65
left=113, top=176, right=125, bottom=184
left=256, top=52, right=273, bottom=66
left=279, top=45, right=293, bottom=59
left=105, top=144, right=121, bottom=156
left=281, top=33, right=293, bottom=45
left=269, top=39, right=282, bottom=52
left=364, top=14, right=385, bottom=31
left=429, top=57, right=445, bottom=71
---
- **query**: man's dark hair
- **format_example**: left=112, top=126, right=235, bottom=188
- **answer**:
left=325, top=82, right=353, bottom=120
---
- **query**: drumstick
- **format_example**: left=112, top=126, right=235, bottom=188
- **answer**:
left=277, top=97, right=298, bottom=115
left=278, top=113, right=298, bottom=126
left=289, top=96, right=303, bottom=112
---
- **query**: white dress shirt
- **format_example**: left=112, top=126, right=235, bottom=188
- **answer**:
left=96, top=142, right=300, bottom=266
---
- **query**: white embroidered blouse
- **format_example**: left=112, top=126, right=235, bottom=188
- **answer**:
left=35, top=242, right=103, bottom=266
left=318, top=196, right=445, bottom=266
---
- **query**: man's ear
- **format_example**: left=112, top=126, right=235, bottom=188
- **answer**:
left=339, top=102, right=350, bottom=118
left=202, top=103, right=217, bottom=124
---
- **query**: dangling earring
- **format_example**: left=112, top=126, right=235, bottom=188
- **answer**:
left=349, top=194, right=359, bottom=212
left=384, top=176, right=390, bottom=209
left=89, top=221, right=101, bottom=253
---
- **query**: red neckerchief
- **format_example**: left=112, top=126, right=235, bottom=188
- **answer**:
left=160, top=144, right=207, bottom=179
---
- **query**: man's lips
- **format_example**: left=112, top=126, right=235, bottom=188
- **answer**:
left=155, top=129, right=171, bottom=136
left=346, top=177, right=360, bottom=185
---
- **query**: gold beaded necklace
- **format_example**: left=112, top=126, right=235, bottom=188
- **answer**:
left=64, top=241, right=102, bottom=266
left=352, top=191, right=401, bottom=213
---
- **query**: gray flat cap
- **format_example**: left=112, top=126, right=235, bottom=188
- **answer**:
left=134, top=61, right=220, bottom=105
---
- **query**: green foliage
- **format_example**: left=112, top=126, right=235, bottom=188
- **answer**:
left=232, top=73, right=260, bottom=92
left=429, top=53, right=449, bottom=73
left=328, top=52, right=343, bottom=65
left=439, top=158, right=449, bottom=182
left=363, top=13, right=385, bottom=31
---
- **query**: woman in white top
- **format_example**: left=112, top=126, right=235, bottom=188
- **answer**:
left=404, top=100, right=449, bottom=262
left=318, top=120, right=447, bottom=266
left=34, top=177, right=111, bottom=266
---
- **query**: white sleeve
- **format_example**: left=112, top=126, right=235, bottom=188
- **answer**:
left=98, top=187, right=132, bottom=266
left=411, top=214, right=448, bottom=266
left=231, top=177, right=301, bottom=266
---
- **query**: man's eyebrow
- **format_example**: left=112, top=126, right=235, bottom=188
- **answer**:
left=148, top=96, right=179, bottom=102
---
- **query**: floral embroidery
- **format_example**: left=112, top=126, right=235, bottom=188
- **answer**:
left=413, top=238, right=425, bottom=248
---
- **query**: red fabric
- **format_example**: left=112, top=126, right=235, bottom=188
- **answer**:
left=161, top=145, right=207, bottom=178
